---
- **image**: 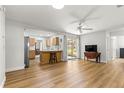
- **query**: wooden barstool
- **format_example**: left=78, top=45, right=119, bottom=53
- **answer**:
left=49, top=52, right=57, bottom=64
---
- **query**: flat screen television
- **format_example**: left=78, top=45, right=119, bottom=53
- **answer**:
left=85, top=45, right=97, bottom=52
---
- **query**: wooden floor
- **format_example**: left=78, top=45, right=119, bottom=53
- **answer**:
left=4, top=59, right=124, bottom=88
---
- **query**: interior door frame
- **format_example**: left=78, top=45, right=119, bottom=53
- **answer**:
left=67, top=36, right=80, bottom=60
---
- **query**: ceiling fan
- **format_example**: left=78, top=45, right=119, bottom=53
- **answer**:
left=76, top=22, right=93, bottom=33
left=117, top=5, right=124, bottom=8
left=70, top=6, right=100, bottom=33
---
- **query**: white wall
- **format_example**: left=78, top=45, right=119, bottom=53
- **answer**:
left=80, top=31, right=106, bottom=62
left=110, top=37, right=117, bottom=59
left=117, top=36, right=124, bottom=48
left=111, top=30, right=124, bottom=36
left=116, top=36, right=124, bottom=58
left=106, top=31, right=112, bottom=61
left=110, top=36, right=124, bottom=58
left=110, top=31, right=124, bottom=59
left=0, top=6, right=5, bottom=87
left=5, top=19, right=71, bottom=72
left=6, top=20, right=25, bottom=72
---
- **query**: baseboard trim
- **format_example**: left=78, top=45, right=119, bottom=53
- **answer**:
left=6, top=66, right=24, bottom=72
left=0, top=75, right=6, bottom=88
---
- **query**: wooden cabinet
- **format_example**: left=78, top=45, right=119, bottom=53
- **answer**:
left=56, top=37, right=59, bottom=45
left=46, top=39, right=50, bottom=47
left=40, top=52, right=50, bottom=64
left=29, top=38, right=35, bottom=46
left=29, top=38, right=35, bottom=59
left=52, top=37, right=59, bottom=45
left=56, top=51, right=62, bottom=62
left=29, top=50, right=35, bottom=59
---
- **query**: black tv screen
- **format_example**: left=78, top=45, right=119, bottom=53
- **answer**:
left=85, top=45, right=97, bottom=52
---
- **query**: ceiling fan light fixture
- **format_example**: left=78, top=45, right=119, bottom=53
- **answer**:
left=52, top=4, right=64, bottom=9
left=51, top=0, right=64, bottom=9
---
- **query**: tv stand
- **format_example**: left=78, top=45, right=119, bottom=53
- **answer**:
left=84, top=52, right=101, bottom=63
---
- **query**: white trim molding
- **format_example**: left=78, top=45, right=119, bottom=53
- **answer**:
left=0, top=7, right=5, bottom=12
left=0, top=76, right=6, bottom=88
left=6, top=66, right=24, bottom=72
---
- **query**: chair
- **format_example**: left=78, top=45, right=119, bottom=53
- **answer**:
left=84, top=52, right=101, bottom=63
left=49, top=52, right=57, bottom=64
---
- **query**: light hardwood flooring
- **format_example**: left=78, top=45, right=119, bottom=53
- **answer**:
left=4, top=59, right=124, bottom=88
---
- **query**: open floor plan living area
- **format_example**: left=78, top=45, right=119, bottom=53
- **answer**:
left=1, top=5, right=124, bottom=88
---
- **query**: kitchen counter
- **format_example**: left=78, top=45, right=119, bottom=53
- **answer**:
left=40, top=51, right=63, bottom=64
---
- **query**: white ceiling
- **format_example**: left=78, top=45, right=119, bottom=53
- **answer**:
left=4, top=5, right=124, bottom=35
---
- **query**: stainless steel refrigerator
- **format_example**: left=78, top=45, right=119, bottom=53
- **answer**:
left=24, top=37, right=29, bottom=68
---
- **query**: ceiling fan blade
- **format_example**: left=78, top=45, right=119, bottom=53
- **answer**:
left=70, top=17, right=100, bottom=24
left=70, top=19, right=81, bottom=24
left=81, top=27, right=93, bottom=30
left=85, top=16, right=101, bottom=21
left=117, top=5, right=124, bottom=8
left=83, top=22, right=89, bottom=27
left=70, top=12, right=81, bottom=19
left=70, top=6, right=100, bottom=24
left=80, top=6, right=99, bottom=23
left=70, top=16, right=100, bottom=24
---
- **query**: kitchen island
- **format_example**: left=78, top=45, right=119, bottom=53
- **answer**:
left=40, top=51, right=63, bottom=64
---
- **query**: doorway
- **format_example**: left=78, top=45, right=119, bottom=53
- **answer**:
left=24, top=35, right=43, bottom=68
left=108, top=31, right=124, bottom=63
left=67, top=37, right=79, bottom=60
left=110, top=36, right=117, bottom=60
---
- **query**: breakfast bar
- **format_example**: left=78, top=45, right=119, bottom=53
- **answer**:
left=40, top=51, right=63, bottom=64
